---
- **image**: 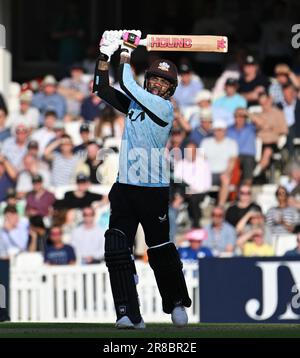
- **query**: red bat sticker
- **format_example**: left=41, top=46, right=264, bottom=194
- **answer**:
left=217, top=38, right=227, bottom=50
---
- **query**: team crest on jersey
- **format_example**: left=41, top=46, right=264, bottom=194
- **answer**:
left=158, top=62, right=170, bottom=71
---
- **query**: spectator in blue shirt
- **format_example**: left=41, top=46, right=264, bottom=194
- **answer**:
left=188, top=108, right=213, bottom=147
left=44, top=226, right=76, bottom=265
left=205, top=206, right=237, bottom=257
left=227, top=107, right=256, bottom=184
left=32, top=75, right=67, bottom=123
left=0, top=108, right=10, bottom=143
left=178, top=228, right=213, bottom=260
left=284, top=227, right=300, bottom=257
left=173, top=63, right=203, bottom=114
left=213, top=78, right=247, bottom=126
left=0, top=155, right=17, bottom=202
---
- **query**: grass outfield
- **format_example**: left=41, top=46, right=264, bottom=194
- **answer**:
left=0, top=323, right=300, bottom=338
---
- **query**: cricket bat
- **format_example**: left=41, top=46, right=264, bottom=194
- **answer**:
left=139, top=35, right=228, bottom=53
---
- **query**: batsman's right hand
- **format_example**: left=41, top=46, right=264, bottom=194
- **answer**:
left=99, top=30, right=123, bottom=62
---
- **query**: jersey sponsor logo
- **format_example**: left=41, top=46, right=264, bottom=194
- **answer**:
left=128, top=110, right=145, bottom=122
left=158, top=214, right=167, bottom=223
left=150, top=36, right=192, bottom=49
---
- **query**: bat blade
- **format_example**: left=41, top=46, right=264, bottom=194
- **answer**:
left=145, top=35, right=228, bottom=53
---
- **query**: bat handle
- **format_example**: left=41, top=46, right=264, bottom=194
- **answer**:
left=118, top=38, right=147, bottom=47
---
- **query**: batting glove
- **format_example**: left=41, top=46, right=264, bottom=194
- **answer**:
left=99, top=30, right=123, bottom=62
left=121, top=30, right=141, bottom=57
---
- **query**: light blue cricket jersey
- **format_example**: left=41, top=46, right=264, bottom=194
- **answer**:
left=117, top=63, right=174, bottom=187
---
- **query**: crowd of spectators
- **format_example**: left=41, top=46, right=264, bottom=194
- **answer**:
left=1, top=49, right=300, bottom=265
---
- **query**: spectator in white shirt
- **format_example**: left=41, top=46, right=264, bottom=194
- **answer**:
left=174, top=141, right=211, bottom=228
left=31, top=110, right=56, bottom=156
left=71, top=206, right=105, bottom=264
left=201, top=119, right=238, bottom=206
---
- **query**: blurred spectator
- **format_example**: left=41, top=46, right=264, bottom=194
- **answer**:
left=0, top=154, right=17, bottom=202
left=236, top=207, right=273, bottom=245
left=189, top=90, right=212, bottom=129
left=27, top=140, right=40, bottom=158
left=227, top=107, right=256, bottom=184
left=25, top=174, right=55, bottom=217
left=188, top=108, right=212, bottom=147
left=59, top=173, right=103, bottom=209
left=0, top=93, right=8, bottom=114
left=204, top=206, right=236, bottom=257
left=31, top=110, right=56, bottom=156
left=0, top=108, right=11, bottom=142
left=213, top=78, right=247, bottom=126
left=16, top=154, right=51, bottom=197
left=7, top=90, right=39, bottom=130
left=278, top=83, right=300, bottom=154
left=174, top=142, right=211, bottom=228
left=44, top=226, right=76, bottom=265
left=1, top=123, right=30, bottom=169
left=238, top=55, right=270, bottom=107
left=73, top=123, right=91, bottom=155
left=266, top=186, right=300, bottom=235
left=58, top=64, right=89, bottom=120
left=269, top=64, right=300, bottom=105
left=178, top=228, right=213, bottom=260
left=76, top=141, right=102, bottom=184
left=27, top=215, right=50, bottom=254
left=81, top=80, right=109, bottom=122
left=94, top=106, right=124, bottom=139
left=237, top=228, right=275, bottom=257
left=0, top=205, right=29, bottom=258
left=70, top=207, right=105, bottom=264
left=44, top=134, right=81, bottom=186
left=201, top=120, right=238, bottom=206
left=32, top=75, right=67, bottom=123
left=251, top=93, right=288, bottom=177
left=225, top=184, right=261, bottom=228
left=288, top=162, right=300, bottom=211
left=173, top=63, right=203, bottom=114
left=284, top=226, right=300, bottom=257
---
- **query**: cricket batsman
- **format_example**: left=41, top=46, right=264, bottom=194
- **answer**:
left=93, top=30, right=191, bottom=329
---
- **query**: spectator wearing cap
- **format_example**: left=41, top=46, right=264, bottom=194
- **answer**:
left=59, top=173, right=104, bottom=209
left=7, top=90, right=39, bottom=130
left=70, top=206, right=105, bottom=264
left=250, top=93, right=288, bottom=177
left=31, top=75, right=67, bottom=123
left=238, top=55, right=270, bottom=107
left=26, top=174, right=55, bottom=217
left=213, top=78, right=247, bottom=126
left=227, top=108, right=256, bottom=184
left=284, top=226, right=300, bottom=257
left=189, top=89, right=212, bottom=129
left=237, top=228, right=274, bottom=257
left=174, top=141, right=211, bottom=228
left=81, top=80, right=109, bottom=122
left=16, top=154, right=51, bottom=197
left=44, top=134, right=82, bottom=186
left=0, top=154, right=17, bottom=202
left=76, top=141, right=102, bottom=184
left=201, top=120, right=238, bottom=206
left=188, top=108, right=213, bottom=147
left=31, top=110, right=57, bottom=156
left=278, top=82, right=300, bottom=155
left=27, top=215, right=51, bottom=254
left=44, top=226, right=76, bottom=265
left=73, top=123, right=91, bottom=155
left=58, top=64, right=89, bottom=121
left=0, top=205, right=29, bottom=259
left=0, top=107, right=11, bottom=143
left=1, top=123, right=30, bottom=169
left=269, top=64, right=300, bottom=105
left=27, top=140, right=40, bottom=158
left=173, top=62, right=204, bottom=114
left=178, top=228, right=213, bottom=260
left=204, top=206, right=236, bottom=257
